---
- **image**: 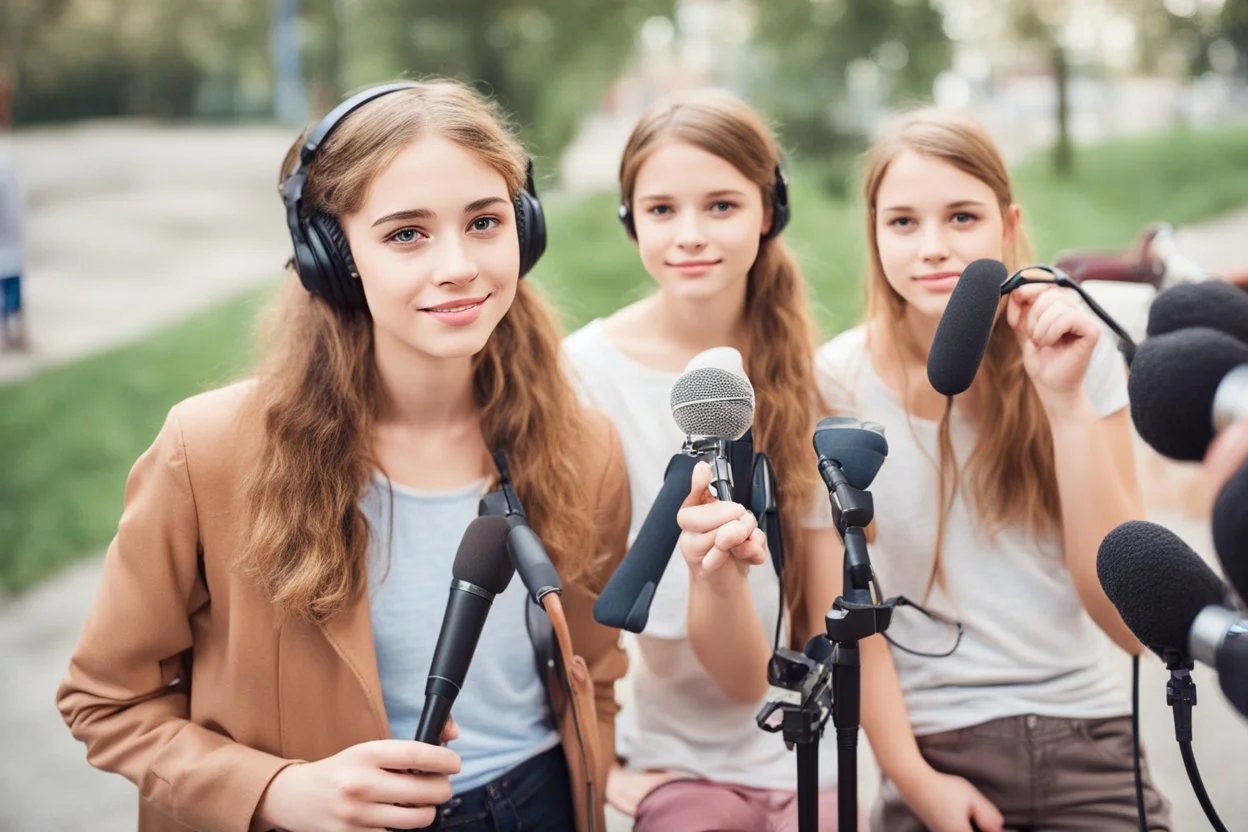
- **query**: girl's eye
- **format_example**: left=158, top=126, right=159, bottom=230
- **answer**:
left=470, top=216, right=499, bottom=232
left=952, top=212, right=977, bottom=224
left=648, top=205, right=672, bottom=216
left=390, top=228, right=424, bottom=244
left=711, top=201, right=735, bottom=213
left=890, top=217, right=913, bottom=228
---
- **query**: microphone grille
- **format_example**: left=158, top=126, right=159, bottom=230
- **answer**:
left=670, top=367, right=755, bottom=440
left=452, top=515, right=515, bottom=594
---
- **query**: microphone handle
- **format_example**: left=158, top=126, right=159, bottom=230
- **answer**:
left=593, top=453, right=697, bottom=633
left=413, top=585, right=494, bottom=744
left=708, top=445, right=734, bottom=501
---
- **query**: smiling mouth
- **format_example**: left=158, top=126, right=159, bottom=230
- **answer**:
left=421, top=295, right=489, bottom=312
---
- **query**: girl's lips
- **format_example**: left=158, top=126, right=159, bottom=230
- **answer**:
left=421, top=295, right=489, bottom=326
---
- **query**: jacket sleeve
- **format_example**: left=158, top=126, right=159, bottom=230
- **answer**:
left=56, top=409, right=294, bottom=831
left=570, top=411, right=631, bottom=785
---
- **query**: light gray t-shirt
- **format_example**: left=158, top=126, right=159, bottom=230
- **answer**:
left=814, top=325, right=1131, bottom=736
left=361, top=473, right=560, bottom=792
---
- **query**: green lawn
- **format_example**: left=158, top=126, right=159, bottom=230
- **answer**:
left=3, top=121, right=1247, bottom=592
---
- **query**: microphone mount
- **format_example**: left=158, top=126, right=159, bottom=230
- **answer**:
left=1000, top=264, right=1138, bottom=366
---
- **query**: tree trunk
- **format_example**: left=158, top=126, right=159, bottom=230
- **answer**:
left=1053, top=39, right=1073, bottom=178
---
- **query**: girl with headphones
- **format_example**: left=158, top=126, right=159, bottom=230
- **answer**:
left=806, top=109, right=1172, bottom=831
left=58, top=80, right=629, bottom=832
left=562, top=90, right=848, bottom=831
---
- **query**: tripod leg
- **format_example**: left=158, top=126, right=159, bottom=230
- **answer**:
left=833, top=643, right=861, bottom=832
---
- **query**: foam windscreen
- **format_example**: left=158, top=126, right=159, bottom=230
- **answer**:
left=1097, top=520, right=1228, bottom=654
left=1128, top=327, right=1248, bottom=461
left=927, top=259, right=1008, bottom=396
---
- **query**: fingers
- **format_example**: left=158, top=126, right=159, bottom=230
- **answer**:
left=1013, top=286, right=1094, bottom=348
left=677, top=498, right=753, bottom=535
left=968, top=789, right=1005, bottom=832
left=682, top=461, right=715, bottom=509
left=356, top=768, right=454, bottom=809
left=1204, top=421, right=1248, bottom=499
left=360, top=739, right=462, bottom=775
left=440, top=717, right=459, bottom=744
left=356, top=800, right=440, bottom=830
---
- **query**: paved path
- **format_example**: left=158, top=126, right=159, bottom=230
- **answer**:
left=1, top=122, right=1246, bottom=830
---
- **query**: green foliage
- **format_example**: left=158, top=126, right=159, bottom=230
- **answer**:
left=745, top=0, right=952, bottom=192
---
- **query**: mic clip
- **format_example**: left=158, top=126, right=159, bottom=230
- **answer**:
left=480, top=450, right=562, bottom=604
left=680, top=435, right=734, bottom=501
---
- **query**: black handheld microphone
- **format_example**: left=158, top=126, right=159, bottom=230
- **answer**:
left=1096, top=520, right=1230, bottom=659
left=1098, top=520, right=1248, bottom=720
left=1127, top=327, right=1248, bottom=461
left=670, top=347, right=756, bottom=501
left=414, top=515, right=514, bottom=746
left=1146, top=280, right=1248, bottom=343
left=1214, top=458, right=1248, bottom=605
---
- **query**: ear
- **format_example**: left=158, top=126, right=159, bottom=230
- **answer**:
left=761, top=203, right=774, bottom=238
left=1004, top=203, right=1022, bottom=244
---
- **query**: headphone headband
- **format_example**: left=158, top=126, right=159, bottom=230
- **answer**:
left=279, top=81, right=547, bottom=310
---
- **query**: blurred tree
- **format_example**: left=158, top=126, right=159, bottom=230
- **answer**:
left=746, top=0, right=952, bottom=194
left=346, top=0, right=675, bottom=178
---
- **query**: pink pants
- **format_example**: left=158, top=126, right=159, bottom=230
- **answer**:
left=634, top=778, right=847, bottom=832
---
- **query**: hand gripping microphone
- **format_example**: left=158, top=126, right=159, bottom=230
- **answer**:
left=414, top=515, right=515, bottom=746
left=593, top=348, right=755, bottom=633
left=1127, top=326, right=1248, bottom=461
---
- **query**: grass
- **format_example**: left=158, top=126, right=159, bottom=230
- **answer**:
left=3, top=121, right=1248, bottom=592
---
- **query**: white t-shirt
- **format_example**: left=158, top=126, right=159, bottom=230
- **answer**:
left=814, top=325, right=1131, bottom=736
left=563, top=318, right=837, bottom=790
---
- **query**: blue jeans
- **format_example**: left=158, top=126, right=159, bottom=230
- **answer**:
left=437, top=745, right=575, bottom=831
left=1, top=274, right=19, bottom=314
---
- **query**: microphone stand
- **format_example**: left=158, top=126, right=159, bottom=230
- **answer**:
left=821, top=460, right=895, bottom=832
left=758, top=461, right=896, bottom=832
left=1161, top=648, right=1230, bottom=832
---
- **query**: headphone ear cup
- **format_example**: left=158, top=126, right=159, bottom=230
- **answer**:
left=763, top=167, right=791, bottom=241
left=306, top=211, right=367, bottom=310
left=617, top=203, right=637, bottom=240
left=514, top=189, right=547, bottom=277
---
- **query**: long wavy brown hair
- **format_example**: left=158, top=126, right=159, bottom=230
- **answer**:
left=239, top=81, right=595, bottom=622
left=861, top=108, right=1059, bottom=597
left=619, top=90, right=827, bottom=636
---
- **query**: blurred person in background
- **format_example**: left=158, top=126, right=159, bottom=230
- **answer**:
left=563, top=89, right=852, bottom=831
left=0, top=66, right=26, bottom=351
left=56, top=79, right=629, bottom=832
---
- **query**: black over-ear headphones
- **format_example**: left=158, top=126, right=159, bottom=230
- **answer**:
left=279, top=81, right=547, bottom=311
left=617, top=164, right=791, bottom=243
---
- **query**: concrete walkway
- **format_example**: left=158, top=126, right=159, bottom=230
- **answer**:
left=2, top=122, right=1247, bottom=830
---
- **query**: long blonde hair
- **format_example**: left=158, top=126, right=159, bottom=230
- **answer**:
left=239, top=81, right=596, bottom=622
left=861, top=108, right=1059, bottom=597
left=619, top=90, right=826, bottom=634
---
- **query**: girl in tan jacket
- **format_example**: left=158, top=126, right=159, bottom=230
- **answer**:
left=58, top=80, right=628, bottom=832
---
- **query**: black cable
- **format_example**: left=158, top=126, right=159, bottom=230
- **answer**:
left=1131, top=654, right=1146, bottom=832
left=1178, top=740, right=1230, bottom=832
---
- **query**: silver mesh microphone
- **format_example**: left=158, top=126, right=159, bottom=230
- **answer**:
left=669, top=348, right=755, bottom=500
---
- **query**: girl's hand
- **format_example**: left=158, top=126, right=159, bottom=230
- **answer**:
left=676, top=460, right=767, bottom=586
left=1006, top=282, right=1099, bottom=412
left=252, top=739, right=461, bottom=832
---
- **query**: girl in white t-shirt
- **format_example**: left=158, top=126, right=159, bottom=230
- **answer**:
left=562, top=90, right=849, bottom=830
left=797, top=109, right=1171, bottom=831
